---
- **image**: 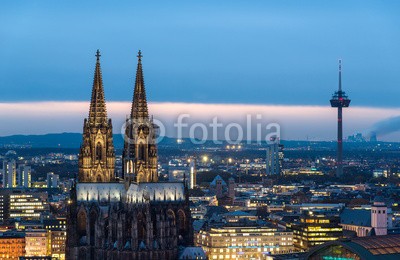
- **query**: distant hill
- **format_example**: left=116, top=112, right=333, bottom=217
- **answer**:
left=0, top=133, right=83, bottom=148
left=0, top=133, right=190, bottom=149
left=0, top=133, right=397, bottom=150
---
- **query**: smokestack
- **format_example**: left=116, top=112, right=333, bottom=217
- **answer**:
left=370, top=132, right=377, bottom=142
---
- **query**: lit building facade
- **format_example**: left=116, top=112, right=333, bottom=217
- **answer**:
left=3, top=159, right=17, bottom=188
left=0, top=189, right=49, bottom=223
left=287, top=212, right=342, bottom=251
left=0, top=232, right=25, bottom=260
left=189, top=159, right=196, bottom=189
left=25, top=229, right=48, bottom=257
left=196, top=226, right=294, bottom=259
left=17, top=165, right=31, bottom=188
left=44, top=218, right=67, bottom=260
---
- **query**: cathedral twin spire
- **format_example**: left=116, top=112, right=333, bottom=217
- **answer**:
left=131, top=50, right=149, bottom=120
left=79, top=49, right=157, bottom=184
left=88, top=50, right=108, bottom=126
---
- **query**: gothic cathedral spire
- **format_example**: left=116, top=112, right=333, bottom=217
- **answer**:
left=123, top=50, right=158, bottom=184
left=131, top=50, right=149, bottom=120
left=89, top=50, right=108, bottom=126
left=78, top=50, right=115, bottom=183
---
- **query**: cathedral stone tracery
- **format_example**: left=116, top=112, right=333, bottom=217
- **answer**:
left=66, top=50, right=193, bottom=260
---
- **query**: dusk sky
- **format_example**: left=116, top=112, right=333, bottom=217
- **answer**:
left=1, top=1, right=400, bottom=140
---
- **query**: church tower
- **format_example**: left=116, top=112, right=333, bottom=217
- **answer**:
left=123, top=51, right=158, bottom=183
left=371, top=196, right=388, bottom=236
left=78, top=50, right=115, bottom=183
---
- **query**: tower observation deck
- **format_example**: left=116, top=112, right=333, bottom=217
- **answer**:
left=330, top=60, right=351, bottom=177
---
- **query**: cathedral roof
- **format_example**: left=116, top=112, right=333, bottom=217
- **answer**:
left=131, top=50, right=149, bottom=120
left=76, top=182, right=186, bottom=203
left=76, top=183, right=125, bottom=202
left=88, top=50, right=108, bottom=126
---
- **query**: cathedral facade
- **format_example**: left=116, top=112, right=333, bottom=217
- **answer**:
left=66, top=51, right=193, bottom=260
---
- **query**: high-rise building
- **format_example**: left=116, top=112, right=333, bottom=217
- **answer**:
left=66, top=50, right=195, bottom=260
left=46, top=172, right=59, bottom=188
left=17, top=165, right=31, bottom=188
left=189, top=158, right=196, bottom=189
left=266, top=141, right=283, bottom=175
left=3, top=160, right=17, bottom=188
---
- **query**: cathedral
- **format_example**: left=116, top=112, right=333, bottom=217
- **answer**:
left=66, top=50, right=193, bottom=260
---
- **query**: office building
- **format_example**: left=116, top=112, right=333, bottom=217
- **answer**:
left=196, top=211, right=294, bottom=259
left=266, top=141, right=284, bottom=175
left=287, top=211, right=342, bottom=250
left=0, top=189, right=49, bottom=223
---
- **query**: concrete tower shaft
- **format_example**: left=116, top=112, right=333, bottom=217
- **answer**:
left=330, top=60, right=351, bottom=177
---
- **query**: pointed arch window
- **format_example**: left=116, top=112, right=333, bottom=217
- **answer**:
left=138, top=143, right=145, bottom=161
left=96, top=142, right=102, bottom=161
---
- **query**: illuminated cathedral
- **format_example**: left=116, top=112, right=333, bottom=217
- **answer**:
left=66, top=50, right=193, bottom=260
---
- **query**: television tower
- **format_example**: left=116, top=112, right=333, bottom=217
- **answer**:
left=330, top=60, right=351, bottom=177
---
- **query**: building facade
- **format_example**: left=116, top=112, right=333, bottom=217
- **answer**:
left=196, top=211, right=294, bottom=259
left=25, top=229, right=48, bottom=257
left=0, top=189, right=49, bottom=223
left=44, top=218, right=67, bottom=260
left=66, top=51, right=193, bottom=260
left=287, top=211, right=343, bottom=251
left=266, top=141, right=283, bottom=175
left=78, top=50, right=115, bottom=183
left=0, top=232, right=26, bottom=260
left=340, top=196, right=390, bottom=237
left=17, top=165, right=31, bottom=188
left=3, top=159, right=17, bottom=188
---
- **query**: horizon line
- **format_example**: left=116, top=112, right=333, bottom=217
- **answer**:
left=0, top=100, right=399, bottom=110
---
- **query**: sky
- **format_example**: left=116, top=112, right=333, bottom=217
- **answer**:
left=1, top=1, right=400, bottom=140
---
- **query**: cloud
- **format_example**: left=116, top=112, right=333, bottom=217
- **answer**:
left=367, top=116, right=400, bottom=137
left=0, top=101, right=399, bottom=141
